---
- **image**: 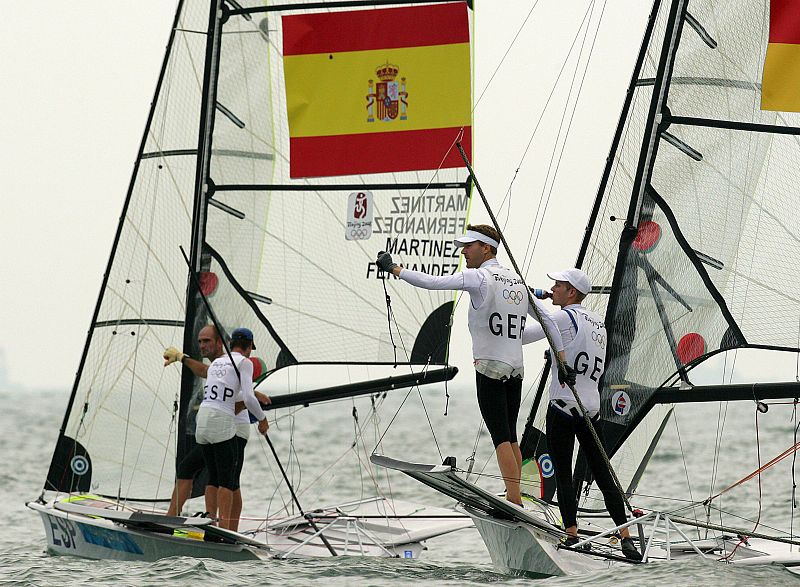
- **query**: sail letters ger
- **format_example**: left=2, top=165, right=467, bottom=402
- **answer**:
left=282, top=3, right=472, bottom=178
left=761, top=0, right=800, bottom=112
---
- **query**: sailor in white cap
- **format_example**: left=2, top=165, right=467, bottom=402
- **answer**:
left=377, top=224, right=572, bottom=506
left=523, top=269, right=641, bottom=560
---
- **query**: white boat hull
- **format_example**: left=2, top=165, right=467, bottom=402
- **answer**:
left=466, top=505, right=800, bottom=577
left=29, top=501, right=264, bottom=562
left=29, top=496, right=471, bottom=562
left=467, top=506, right=611, bottom=577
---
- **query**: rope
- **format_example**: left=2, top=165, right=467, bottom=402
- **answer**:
left=673, top=409, right=701, bottom=539
left=793, top=403, right=799, bottom=549
left=374, top=292, right=443, bottom=461
left=456, top=141, right=633, bottom=514
left=705, top=431, right=800, bottom=505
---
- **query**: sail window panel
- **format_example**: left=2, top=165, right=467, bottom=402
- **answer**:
left=213, top=8, right=290, bottom=185
left=204, top=184, right=466, bottom=367
left=94, top=158, right=195, bottom=328
left=650, top=124, right=800, bottom=349
left=581, top=90, right=654, bottom=321
left=721, top=132, right=800, bottom=347
left=603, top=200, right=733, bottom=392
left=649, top=123, right=768, bottom=273
left=179, top=0, right=211, bottom=34
left=669, top=0, right=800, bottom=128
left=63, top=325, right=183, bottom=500
left=212, top=13, right=281, bottom=177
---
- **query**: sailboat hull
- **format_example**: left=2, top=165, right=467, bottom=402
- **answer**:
left=466, top=506, right=610, bottom=577
left=29, top=495, right=471, bottom=562
left=29, top=502, right=264, bottom=562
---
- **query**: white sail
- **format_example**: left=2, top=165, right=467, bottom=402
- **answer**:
left=44, top=0, right=473, bottom=504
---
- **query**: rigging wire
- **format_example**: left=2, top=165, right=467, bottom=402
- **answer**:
left=523, top=0, right=609, bottom=275
left=372, top=130, right=469, bottom=459
left=472, top=1, right=540, bottom=114
left=792, top=402, right=799, bottom=550
left=672, top=408, right=701, bottom=540
left=495, top=1, right=597, bottom=234
left=718, top=406, right=765, bottom=561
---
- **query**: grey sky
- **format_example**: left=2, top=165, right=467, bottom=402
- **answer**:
left=2, top=1, right=791, bottom=392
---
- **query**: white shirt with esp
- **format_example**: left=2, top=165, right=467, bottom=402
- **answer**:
left=196, top=352, right=266, bottom=444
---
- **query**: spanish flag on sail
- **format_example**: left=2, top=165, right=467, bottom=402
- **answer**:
left=761, top=0, right=800, bottom=112
left=282, top=3, right=472, bottom=178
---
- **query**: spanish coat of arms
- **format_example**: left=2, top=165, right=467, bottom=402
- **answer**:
left=366, top=63, right=408, bottom=122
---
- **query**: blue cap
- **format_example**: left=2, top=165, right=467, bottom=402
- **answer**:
left=231, top=327, right=256, bottom=350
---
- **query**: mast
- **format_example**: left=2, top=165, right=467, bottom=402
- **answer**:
left=601, top=0, right=688, bottom=381
left=520, top=0, right=664, bottom=459
left=177, top=0, right=225, bottom=466
left=43, top=1, right=187, bottom=491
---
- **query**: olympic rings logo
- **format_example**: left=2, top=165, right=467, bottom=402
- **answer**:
left=349, top=227, right=370, bottom=239
left=503, top=289, right=523, bottom=305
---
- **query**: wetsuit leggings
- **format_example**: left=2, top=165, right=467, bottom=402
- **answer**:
left=233, top=436, right=248, bottom=488
left=176, top=442, right=205, bottom=480
left=475, top=371, right=522, bottom=448
left=200, top=437, right=239, bottom=491
left=546, top=405, right=627, bottom=529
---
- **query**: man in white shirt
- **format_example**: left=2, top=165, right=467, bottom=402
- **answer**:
left=194, top=327, right=269, bottom=530
left=164, top=325, right=270, bottom=527
left=523, top=268, right=641, bottom=560
left=377, top=224, right=571, bottom=505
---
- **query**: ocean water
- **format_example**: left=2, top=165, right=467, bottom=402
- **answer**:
left=3, top=386, right=800, bottom=585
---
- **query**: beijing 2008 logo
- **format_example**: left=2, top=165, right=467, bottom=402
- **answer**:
left=503, top=289, right=523, bottom=305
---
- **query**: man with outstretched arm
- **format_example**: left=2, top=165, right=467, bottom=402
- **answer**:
left=164, top=326, right=270, bottom=531
left=523, top=268, right=642, bottom=560
left=376, top=224, right=572, bottom=506
left=163, top=324, right=223, bottom=517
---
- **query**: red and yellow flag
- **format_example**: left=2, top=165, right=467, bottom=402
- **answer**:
left=761, top=0, right=800, bottom=112
left=282, top=3, right=472, bottom=178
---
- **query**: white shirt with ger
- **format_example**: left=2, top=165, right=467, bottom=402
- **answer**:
left=195, top=352, right=266, bottom=445
left=399, top=258, right=563, bottom=380
left=523, top=303, right=606, bottom=417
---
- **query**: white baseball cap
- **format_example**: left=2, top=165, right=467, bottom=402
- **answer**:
left=453, top=229, right=499, bottom=249
left=547, top=268, right=591, bottom=295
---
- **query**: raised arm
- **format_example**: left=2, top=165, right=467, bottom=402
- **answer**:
left=528, top=298, right=564, bottom=353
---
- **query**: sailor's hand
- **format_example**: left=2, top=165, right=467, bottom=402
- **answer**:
left=234, top=401, right=245, bottom=414
left=557, top=363, right=577, bottom=388
left=255, top=391, right=271, bottom=405
left=163, top=347, right=184, bottom=366
left=376, top=251, right=399, bottom=274
left=258, top=418, right=269, bottom=435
